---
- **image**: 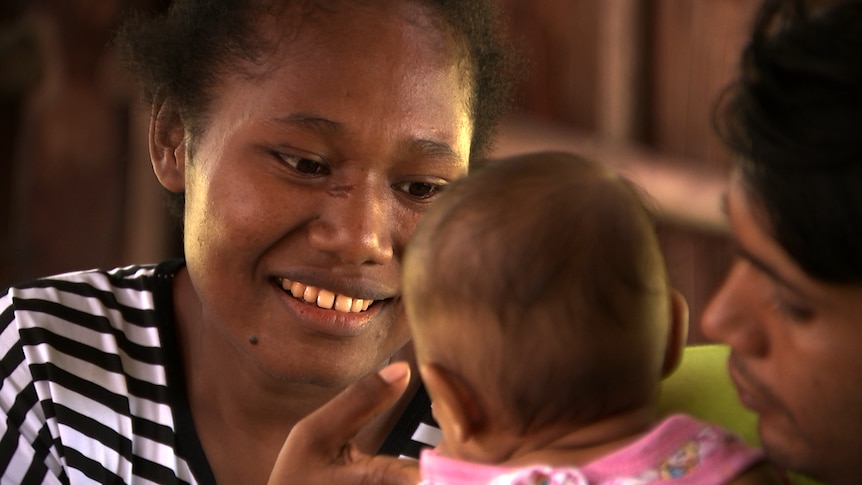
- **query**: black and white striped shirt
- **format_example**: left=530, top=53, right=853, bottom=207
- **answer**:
left=0, top=260, right=440, bottom=484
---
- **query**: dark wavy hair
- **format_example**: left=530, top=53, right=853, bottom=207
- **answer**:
left=714, top=0, right=862, bottom=282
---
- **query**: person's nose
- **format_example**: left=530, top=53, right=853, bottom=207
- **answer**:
left=307, top=182, right=395, bottom=266
left=701, top=261, right=770, bottom=356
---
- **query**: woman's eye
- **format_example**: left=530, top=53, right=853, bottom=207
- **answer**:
left=278, top=153, right=328, bottom=176
left=396, top=181, right=444, bottom=200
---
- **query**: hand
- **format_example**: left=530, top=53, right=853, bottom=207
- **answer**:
left=268, top=362, right=421, bottom=485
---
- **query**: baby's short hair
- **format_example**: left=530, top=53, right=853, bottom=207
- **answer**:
left=404, top=151, right=673, bottom=432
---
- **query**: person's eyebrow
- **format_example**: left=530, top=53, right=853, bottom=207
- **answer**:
left=273, top=113, right=463, bottom=163
left=734, top=244, right=807, bottom=295
left=272, top=113, right=341, bottom=135
left=408, top=138, right=462, bottom=162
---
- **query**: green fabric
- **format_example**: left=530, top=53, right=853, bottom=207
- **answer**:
left=658, top=344, right=822, bottom=485
left=658, top=344, right=760, bottom=445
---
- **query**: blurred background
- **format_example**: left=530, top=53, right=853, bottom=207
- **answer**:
left=0, top=0, right=758, bottom=343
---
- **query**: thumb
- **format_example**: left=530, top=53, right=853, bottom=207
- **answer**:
left=268, top=362, right=412, bottom=483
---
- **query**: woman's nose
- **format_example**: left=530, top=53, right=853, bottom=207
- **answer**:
left=306, top=183, right=395, bottom=266
left=701, top=261, right=770, bottom=356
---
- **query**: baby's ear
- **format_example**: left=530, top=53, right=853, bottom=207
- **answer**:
left=149, top=98, right=188, bottom=193
left=662, top=289, right=689, bottom=377
left=419, top=363, right=486, bottom=444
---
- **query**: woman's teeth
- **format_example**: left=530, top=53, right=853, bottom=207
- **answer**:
left=280, top=278, right=372, bottom=313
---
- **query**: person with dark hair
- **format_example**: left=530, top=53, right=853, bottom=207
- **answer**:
left=703, top=0, right=862, bottom=484
left=261, top=1, right=862, bottom=483
left=0, top=1, right=511, bottom=483
left=270, top=152, right=784, bottom=484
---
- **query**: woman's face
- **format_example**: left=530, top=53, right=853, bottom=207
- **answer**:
left=174, top=2, right=472, bottom=388
left=701, top=174, right=862, bottom=484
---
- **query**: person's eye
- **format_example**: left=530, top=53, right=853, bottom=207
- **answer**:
left=394, top=181, right=446, bottom=200
left=770, top=294, right=814, bottom=322
left=276, top=152, right=329, bottom=176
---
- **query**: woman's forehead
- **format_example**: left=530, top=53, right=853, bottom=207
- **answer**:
left=255, top=1, right=461, bottom=60
left=189, top=5, right=473, bottom=168
left=236, top=1, right=471, bottom=109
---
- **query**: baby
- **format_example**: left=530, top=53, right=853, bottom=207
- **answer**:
left=401, top=152, right=783, bottom=484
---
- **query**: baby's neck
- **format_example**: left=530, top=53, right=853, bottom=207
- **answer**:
left=482, top=406, right=658, bottom=468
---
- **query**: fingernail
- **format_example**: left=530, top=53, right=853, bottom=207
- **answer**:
left=378, top=362, right=409, bottom=383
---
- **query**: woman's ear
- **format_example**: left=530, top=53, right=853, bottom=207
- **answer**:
left=661, top=289, right=689, bottom=378
left=149, top=98, right=187, bottom=192
left=419, top=363, right=486, bottom=445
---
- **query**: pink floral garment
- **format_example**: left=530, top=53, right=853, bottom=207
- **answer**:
left=419, top=414, right=765, bottom=485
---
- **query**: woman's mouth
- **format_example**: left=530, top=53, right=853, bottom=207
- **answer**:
left=278, top=278, right=374, bottom=313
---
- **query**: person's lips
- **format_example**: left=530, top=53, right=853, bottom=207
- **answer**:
left=271, top=276, right=396, bottom=338
left=727, top=353, right=773, bottom=413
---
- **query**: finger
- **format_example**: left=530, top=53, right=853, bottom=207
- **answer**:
left=268, top=363, right=413, bottom=484
left=278, top=450, right=420, bottom=485
left=359, top=454, right=422, bottom=485
left=289, top=361, right=412, bottom=456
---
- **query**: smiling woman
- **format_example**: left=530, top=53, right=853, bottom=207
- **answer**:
left=0, top=1, right=512, bottom=484
left=154, top=1, right=476, bottom=395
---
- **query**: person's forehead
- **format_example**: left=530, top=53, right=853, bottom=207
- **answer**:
left=259, top=1, right=460, bottom=62
left=725, top=179, right=807, bottom=287
left=197, top=1, right=473, bottom=159
left=251, top=2, right=472, bottom=116
left=727, top=177, right=862, bottom=320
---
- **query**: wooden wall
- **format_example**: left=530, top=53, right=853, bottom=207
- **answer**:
left=0, top=0, right=172, bottom=289
left=1, top=0, right=760, bottom=342
left=492, top=0, right=758, bottom=342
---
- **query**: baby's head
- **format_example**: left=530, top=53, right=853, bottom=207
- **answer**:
left=403, top=152, right=687, bottom=455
